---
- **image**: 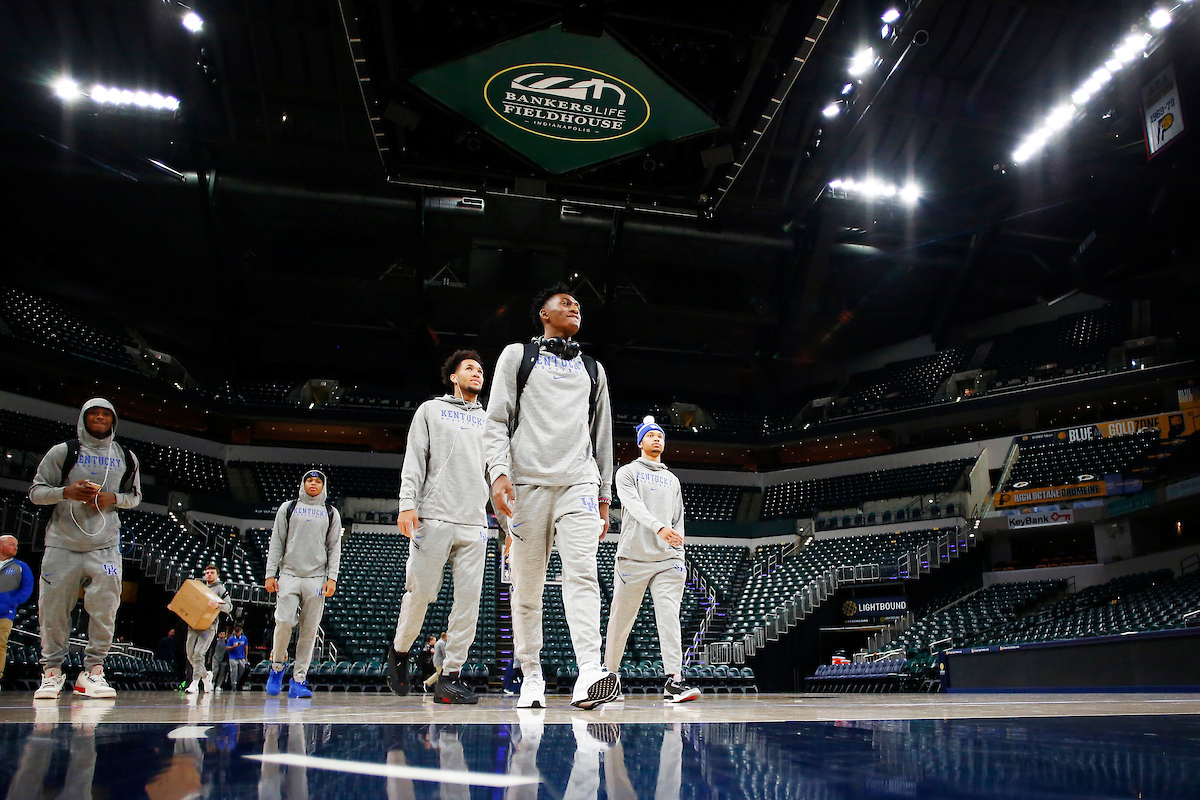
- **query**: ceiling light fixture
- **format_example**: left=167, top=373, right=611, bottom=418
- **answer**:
left=881, top=8, right=902, bottom=23
left=90, top=84, right=181, bottom=111
left=822, top=101, right=843, bottom=118
left=828, top=177, right=921, bottom=205
left=181, top=11, right=204, bottom=32
left=1011, top=2, right=1190, bottom=164
left=848, top=47, right=876, bottom=77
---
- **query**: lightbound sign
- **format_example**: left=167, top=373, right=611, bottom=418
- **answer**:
left=413, top=26, right=717, bottom=174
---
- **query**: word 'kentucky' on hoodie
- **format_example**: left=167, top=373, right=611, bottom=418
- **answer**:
left=266, top=472, right=343, bottom=581
left=29, top=398, right=142, bottom=553
left=399, top=394, right=489, bottom=526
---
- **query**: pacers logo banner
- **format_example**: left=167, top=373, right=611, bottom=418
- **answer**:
left=486, top=65, right=649, bottom=141
left=412, top=25, right=716, bottom=174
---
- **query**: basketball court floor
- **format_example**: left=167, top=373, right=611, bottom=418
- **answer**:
left=1, top=691, right=1198, bottom=798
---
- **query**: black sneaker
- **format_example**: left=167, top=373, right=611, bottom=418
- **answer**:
left=433, top=673, right=479, bottom=705
left=664, top=677, right=701, bottom=703
left=386, top=647, right=410, bottom=697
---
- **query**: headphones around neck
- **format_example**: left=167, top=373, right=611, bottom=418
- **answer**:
left=536, top=336, right=581, bottom=360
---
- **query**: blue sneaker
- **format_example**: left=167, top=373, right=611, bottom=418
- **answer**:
left=287, top=679, right=313, bottom=699
left=265, top=665, right=285, bottom=696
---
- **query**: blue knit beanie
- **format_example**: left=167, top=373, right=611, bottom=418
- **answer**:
left=636, top=415, right=665, bottom=446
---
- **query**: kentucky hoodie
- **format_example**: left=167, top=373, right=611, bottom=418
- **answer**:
left=29, top=398, right=142, bottom=552
left=399, top=395, right=488, bottom=526
left=614, top=457, right=685, bottom=562
left=484, top=342, right=614, bottom=501
left=266, top=473, right=343, bottom=581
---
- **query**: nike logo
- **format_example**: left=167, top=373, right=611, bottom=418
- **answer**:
left=552, top=376, right=566, bottom=380
left=512, top=522, right=524, bottom=528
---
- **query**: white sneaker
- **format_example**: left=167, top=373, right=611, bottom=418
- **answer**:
left=517, top=672, right=546, bottom=709
left=74, top=666, right=117, bottom=699
left=516, top=707, right=545, bottom=740
left=34, top=668, right=66, bottom=701
left=571, top=716, right=620, bottom=753
left=185, top=680, right=200, bottom=695
left=202, top=671, right=214, bottom=693
left=571, top=667, right=620, bottom=710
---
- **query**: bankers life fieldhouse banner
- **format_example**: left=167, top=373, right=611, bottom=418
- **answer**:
left=412, top=25, right=718, bottom=174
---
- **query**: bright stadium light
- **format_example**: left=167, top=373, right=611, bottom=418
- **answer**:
left=881, top=8, right=902, bottom=23
left=88, top=83, right=180, bottom=111
left=52, top=76, right=81, bottom=101
left=181, top=11, right=204, bottom=32
left=822, top=101, right=842, bottom=118
left=848, top=47, right=876, bottom=76
left=827, top=177, right=920, bottom=204
left=1009, top=3, right=1189, bottom=166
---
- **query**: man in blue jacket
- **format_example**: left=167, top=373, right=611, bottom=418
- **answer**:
left=0, top=534, right=35, bottom=690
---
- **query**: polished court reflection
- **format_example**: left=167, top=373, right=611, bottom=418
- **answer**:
left=1, top=700, right=1199, bottom=798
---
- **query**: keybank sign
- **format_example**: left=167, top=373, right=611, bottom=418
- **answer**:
left=485, top=64, right=650, bottom=142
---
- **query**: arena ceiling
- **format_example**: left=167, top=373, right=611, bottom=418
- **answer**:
left=1, top=0, right=1197, bottom=403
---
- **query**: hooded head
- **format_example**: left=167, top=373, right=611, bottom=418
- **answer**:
left=299, top=469, right=328, bottom=504
left=77, top=398, right=117, bottom=448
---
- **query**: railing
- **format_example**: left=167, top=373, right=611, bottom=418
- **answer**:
left=1182, top=553, right=1199, bottom=575
left=683, top=562, right=718, bottom=666
left=929, top=636, right=953, bottom=654
left=707, top=526, right=977, bottom=664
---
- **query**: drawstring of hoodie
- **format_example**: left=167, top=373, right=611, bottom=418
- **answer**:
left=69, top=439, right=114, bottom=538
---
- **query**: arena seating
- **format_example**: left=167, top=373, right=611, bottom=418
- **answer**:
left=685, top=543, right=749, bottom=598
left=806, top=658, right=909, bottom=692
left=0, top=410, right=71, bottom=453
left=239, top=461, right=400, bottom=504
left=726, top=529, right=954, bottom=638
left=983, top=304, right=1129, bottom=388
left=885, top=579, right=1065, bottom=655
left=0, top=285, right=139, bottom=372
left=334, top=384, right=418, bottom=409
left=681, top=484, right=742, bottom=522
left=211, top=380, right=303, bottom=407
left=1004, top=430, right=1160, bottom=490
left=122, top=509, right=259, bottom=590
left=762, top=459, right=974, bottom=518
left=829, top=349, right=967, bottom=418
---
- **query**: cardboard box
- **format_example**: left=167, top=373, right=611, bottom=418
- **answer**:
left=168, top=579, right=223, bottom=631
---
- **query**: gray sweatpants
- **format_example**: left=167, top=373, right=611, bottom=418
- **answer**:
left=185, top=625, right=217, bottom=680
left=271, top=574, right=326, bottom=684
left=508, top=483, right=604, bottom=675
left=38, top=545, right=122, bottom=671
left=392, top=520, right=487, bottom=674
left=604, top=557, right=686, bottom=675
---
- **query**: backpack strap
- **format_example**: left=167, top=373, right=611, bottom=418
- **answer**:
left=281, top=500, right=298, bottom=570
left=59, top=439, right=80, bottom=487
left=511, top=343, right=601, bottom=437
left=116, top=443, right=135, bottom=495
left=325, top=500, right=337, bottom=537
left=510, top=342, right=541, bottom=436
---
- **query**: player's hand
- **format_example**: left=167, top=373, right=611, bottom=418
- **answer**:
left=208, top=598, right=221, bottom=609
left=657, top=526, right=684, bottom=547
left=599, top=501, right=610, bottom=540
left=322, top=579, right=337, bottom=598
left=63, top=480, right=99, bottom=502
left=94, top=492, right=118, bottom=511
left=397, top=510, right=419, bottom=539
left=491, top=475, right=516, bottom=518
left=264, top=577, right=278, bottom=593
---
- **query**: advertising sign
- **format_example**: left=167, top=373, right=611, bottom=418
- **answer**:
left=1143, top=64, right=1185, bottom=159
left=1007, top=509, right=1075, bottom=529
left=842, top=596, right=907, bottom=624
left=413, top=26, right=717, bottom=174
left=995, top=481, right=1106, bottom=509
left=1018, top=411, right=1194, bottom=447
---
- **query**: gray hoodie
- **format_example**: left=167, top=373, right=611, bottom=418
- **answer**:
left=265, top=473, right=343, bottom=581
left=200, top=578, right=233, bottom=631
left=615, top=457, right=685, bottom=562
left=399, top=395, right=488, bottom=526
left=29, top=398, right=142, bottom=552
left=484, top=342, right=614, bottom=501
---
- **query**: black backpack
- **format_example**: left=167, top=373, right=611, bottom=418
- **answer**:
left=58, top=439, right=138, bottom=494
left=279, top=498, right=338, bottom=551
left=511, top=341, right=601, bottom=453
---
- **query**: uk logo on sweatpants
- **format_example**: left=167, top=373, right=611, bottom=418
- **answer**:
left=103, top=564, right=119, bottom=576
left=580, top=497, right=598, bottom=513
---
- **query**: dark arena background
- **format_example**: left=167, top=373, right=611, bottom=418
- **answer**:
left=2, top=0, right=1200, bottom=797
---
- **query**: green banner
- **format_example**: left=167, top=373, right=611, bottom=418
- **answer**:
left=412, top=26, right=717, bottom=174
left=1106, top=491, right=1158, bottom=516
